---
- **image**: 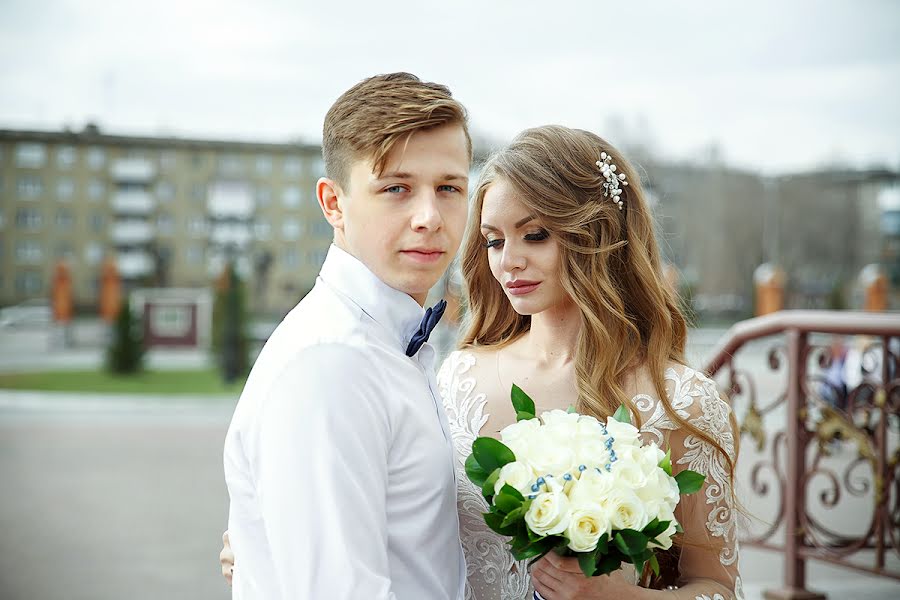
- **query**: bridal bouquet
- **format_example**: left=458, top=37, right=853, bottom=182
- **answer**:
left=464, top=385, right=705, bottom=581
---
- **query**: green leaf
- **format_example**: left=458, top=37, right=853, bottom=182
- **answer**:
left=516, top=411, right=536, bottom=422
left=500, top=483, right=524, bottom=501
left=472, top=437, right=516, bottom=473
left=494, top=491, right=522, bottom=514
left=578, top=552, right=597, bottom=577
left=675, top=469, right=706, bottom=495
left=659, top=449, right=672, bottom=476
left=511, top=384, right=536, bottom=418
left=595, top=552, right=623, bottom=577
left=613, top=404, right=631, bottom=424
left=642, top=519, right=670, bottom=539
left=483, top=511, right=505, bottom=534
left=501, top=505, right=528, bottom=529
left=481, top=468, right=500, bottom=498
left=465, top=453, right=489, bottom=487
left=675, top=522, right=684, bottom=534
left=595, top=533, right=609, bottom=555
left=614, top=529, right=649, bottom=557
left=649, top=553, right=660, bottom=577
left=566, top=405, right=578, bottom=414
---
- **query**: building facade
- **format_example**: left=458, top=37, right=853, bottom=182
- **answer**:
left=0, top=125, right=331, bottom=316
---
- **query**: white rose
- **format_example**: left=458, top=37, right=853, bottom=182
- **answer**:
left=605, top=488, right=650, bottom=531
left=574, top=438, right=609, bottom=470
left=637, top=469, right=680, bottom=519
left=650, top=505, right=679, bottom=550
left=524, top=481, right=571, bottom=536
left=566, top=503, right=612, bottom=552
left=605, top=417, right=641, bottom=449
left=639, top=443, right=666, bottom=472
left=521, top=430, right=578, bottom=479
left=567, top=469, right=615, bottom=505
left=499, top=418, right=541, bottom=446
left=541, top=410, right=581, bottom=442
left=494, top=461, right=535, bottom=497
left=574, top=415, right=605, bottom=439
left=609, top=448, right=648, bottom=490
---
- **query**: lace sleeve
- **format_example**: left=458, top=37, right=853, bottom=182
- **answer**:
left=661, top=370, right=744, bottom=600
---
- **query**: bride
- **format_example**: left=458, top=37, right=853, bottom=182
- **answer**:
left=221, top=125, right=742, bottom=599
left=438, top=125, right=741, bottom=600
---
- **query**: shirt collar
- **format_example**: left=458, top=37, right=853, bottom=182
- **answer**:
left=319, top=244, right=426, bottom=352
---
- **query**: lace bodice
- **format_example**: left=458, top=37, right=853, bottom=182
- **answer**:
left=437, top=350, right=744, bottom=600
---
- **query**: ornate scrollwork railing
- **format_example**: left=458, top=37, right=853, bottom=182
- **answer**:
left=704, top=310, right=900, bottom=599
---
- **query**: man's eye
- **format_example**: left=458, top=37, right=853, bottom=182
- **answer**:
left=385, top=185, right=406, bottom=193
left=483, top=238, right=504, bottom=249
left=438, top=185, right=459, bottom=193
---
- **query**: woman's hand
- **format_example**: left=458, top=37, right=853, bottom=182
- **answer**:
left=219, top=531, right=234, bottom=585
left=530, top=552, right=640, bottom=599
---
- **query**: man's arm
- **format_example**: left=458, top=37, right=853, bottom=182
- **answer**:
left=253, top=343, right=396, bottom=599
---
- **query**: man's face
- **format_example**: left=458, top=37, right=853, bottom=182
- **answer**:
left=333, top=124, right=470, bottom=304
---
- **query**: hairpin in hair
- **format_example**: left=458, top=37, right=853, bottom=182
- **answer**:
left=595, top=151, right=628, bottom=210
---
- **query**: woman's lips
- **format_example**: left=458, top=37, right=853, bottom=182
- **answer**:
left=506, top=281, right=541, bottom=296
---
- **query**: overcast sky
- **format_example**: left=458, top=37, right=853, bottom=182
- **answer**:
left=1, top=0, right=898, bottom=174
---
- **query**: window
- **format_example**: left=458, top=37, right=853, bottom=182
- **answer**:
left=188, top=216, right=207, bottom=236
left=191, top=183, right=206, bottom=203
left=256, top=186, right=272, bottom=207
left=282, top=186, right=301, bottom=208
left=15, top=143, right=47, bottom=168
left=254, top=218, right=271, bottom=239
left=16, top=272, right=43, bottom=295
left=0, top=207, right=4, bottom=228
left=85, top=242, right=103, bottom=265
left=56, top=209, right=75, bottom=230
left=57, top=146, right=77, bottom=169
left=284, top=247, right=300, bottom=268
left=15, top=240, right=43, bottom=263
left=160, top=151, right=177, bottom=170
left=218, top=154, right=243, bottom=175
left=256, top=155, right=273, bottom=175
left=88, top=179, right=106, bottom=201
left=310, top=155, right=326, bottom=177
left=157, top=213, right=174, bottom=235
left=55, top=242, right=75, bottom=259
left=312, top=220, right=332, bottom=236
left=187, top=244, right=204, bottom=264
left=17, top=175, right=43, bottom=199
left=192, top=154, right=205, bottom=168
left=90, top=212, right=105, bottom=233
left=284, top=157, right=302, bottom=177
left=15, top=208, right=42, bottom=230
left=156, top=181, right=176, bottom=202
left=307, top=248, right=328, bottom=267
left=56, top=178, right=75, bottom=201
left=87, top=147, right=106, bottom=169
left=282, top=218, right=302, bottom=240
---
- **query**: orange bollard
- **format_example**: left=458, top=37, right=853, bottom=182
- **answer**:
left=99, top=257, right=122, bottom=323
left=754, top=263, right=786, bottom=316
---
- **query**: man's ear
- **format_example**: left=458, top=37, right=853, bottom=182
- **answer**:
left=317, top=177, right=344, bottom=231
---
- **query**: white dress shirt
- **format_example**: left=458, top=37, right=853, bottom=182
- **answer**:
left=224, top=244, right=466, bottom=600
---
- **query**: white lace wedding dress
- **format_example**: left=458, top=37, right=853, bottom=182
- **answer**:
left=437, top=350, right=744, bottom=600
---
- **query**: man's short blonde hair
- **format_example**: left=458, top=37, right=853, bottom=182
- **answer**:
left=322, top=72, right=472, bottom=188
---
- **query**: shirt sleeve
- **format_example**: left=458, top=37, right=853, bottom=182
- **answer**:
left=251, top=342, right=398, bottom=599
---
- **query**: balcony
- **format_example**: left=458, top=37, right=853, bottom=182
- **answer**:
left=117, top=250, right=155, bottom=278
left=112, top=190, right=156, bottom=215
left=111, top=220, right=155, bottom=245
left=208, top=181, right=254, bottom=219
left=209, top=223, right=252, bottom=247
left=111, top=158, right=157, bottom=182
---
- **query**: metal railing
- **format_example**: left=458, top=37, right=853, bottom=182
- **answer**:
left=703, top=310, right=900, bottom=599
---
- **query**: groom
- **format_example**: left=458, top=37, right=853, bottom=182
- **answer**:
left=223, top=73, right=472, bottom=599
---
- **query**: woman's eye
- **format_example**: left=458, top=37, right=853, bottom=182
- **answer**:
left=483, top=238, right=504, bottom=249
left=524, top=230, right=549, bottom=242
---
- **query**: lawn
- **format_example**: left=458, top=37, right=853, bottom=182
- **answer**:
left=0, top=369, right=247, bottom=396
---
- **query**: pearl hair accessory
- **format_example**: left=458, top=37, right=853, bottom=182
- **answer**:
left=595, top=151, right=628, bottom=210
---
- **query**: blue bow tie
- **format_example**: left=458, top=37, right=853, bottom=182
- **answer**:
left=405, top=299, right=447, bottom=357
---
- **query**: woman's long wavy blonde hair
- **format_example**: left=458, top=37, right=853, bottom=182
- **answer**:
left=459, top=125, right=735, bottom=482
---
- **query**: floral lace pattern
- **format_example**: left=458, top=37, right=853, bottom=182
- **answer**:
left=438, top=351, right=742, bottom=600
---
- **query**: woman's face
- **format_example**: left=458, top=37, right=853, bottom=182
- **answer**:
left=480, top=177, right=572, bottom=316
